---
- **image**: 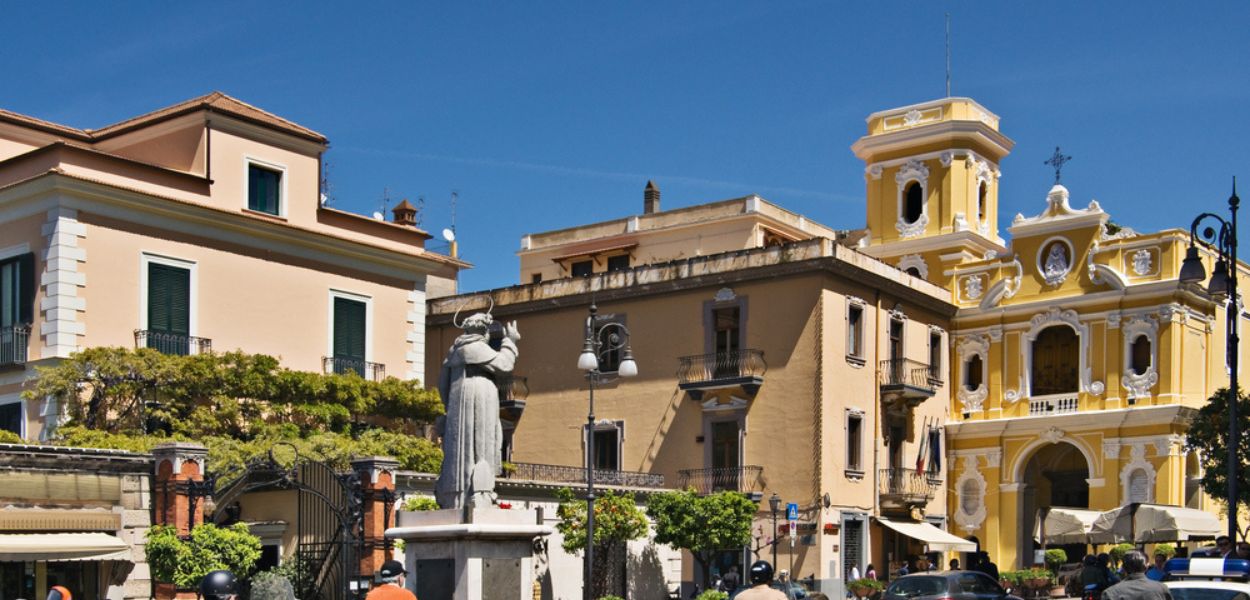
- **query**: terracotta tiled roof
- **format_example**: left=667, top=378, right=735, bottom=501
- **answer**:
left=0, top=91, right=327, bottom=144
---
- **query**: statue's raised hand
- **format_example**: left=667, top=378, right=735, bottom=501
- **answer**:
left=504, top=321, right=521, bottom=343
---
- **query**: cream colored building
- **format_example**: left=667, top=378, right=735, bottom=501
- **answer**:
left=0, top=92, right=464, bottom=441
left=429, top=189, right=959, bottom=594
left=849, top=96, right=1240, bottom=569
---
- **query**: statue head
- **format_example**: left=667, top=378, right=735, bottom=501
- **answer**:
left=461, top=312, right=493, bottom=335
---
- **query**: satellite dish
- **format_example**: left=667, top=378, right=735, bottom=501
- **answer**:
left=442, top=228, right=456, bottom=242
left=372, top=211, right=384, bottom=220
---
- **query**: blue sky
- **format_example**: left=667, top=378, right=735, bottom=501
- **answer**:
left=3, top=3, right=1248, bottom=292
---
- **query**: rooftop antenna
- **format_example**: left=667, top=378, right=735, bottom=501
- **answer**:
left=945, top=13, right=952, bottom=97
left=450, top=190, right=458, bottom=234
left=373, top=187, right=391, bottom=221
left=444, top=191, right=459, bottom=258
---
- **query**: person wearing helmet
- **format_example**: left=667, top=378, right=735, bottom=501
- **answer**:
left=46, top=586, right=72, bottom=600
left=199, top=570, right=238, bottom=600
left=366, top=560, right=417, bottom=600
left=735, top=560, right=786, bottom=600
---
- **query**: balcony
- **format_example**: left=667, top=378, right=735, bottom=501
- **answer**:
left=134, top=329, right=212, bottom=356
left=0, top=325, right=31, bottom=367
left=508, top=462, right=665, bottom=488
left=677, top=349, right=767, bottom=400
left=322, top=356, right=386, bottom=381
left=676, top=465, right=764, bottom=495
left=878, top=358, right=938, bottom=415
left=878, top=467, right=938, bottom=515
left=1029, top=393, right=1079, bottom=416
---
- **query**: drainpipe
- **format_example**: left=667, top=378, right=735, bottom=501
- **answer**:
left=873, top=289, right=883, bottom=515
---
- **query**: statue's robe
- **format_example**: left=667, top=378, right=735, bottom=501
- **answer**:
left=435, top=332, right=517, bottom=509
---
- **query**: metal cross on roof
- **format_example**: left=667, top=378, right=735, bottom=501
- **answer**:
left=1044, top=146, right=1072, bottom=184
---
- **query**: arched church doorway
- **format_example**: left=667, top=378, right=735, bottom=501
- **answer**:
left=1020, top=442, right=1090, bottom=568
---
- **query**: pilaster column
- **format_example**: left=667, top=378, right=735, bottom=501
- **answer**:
left=152, top=442, right=209, bottom=535
left=353, top=456, right=400, bottom=577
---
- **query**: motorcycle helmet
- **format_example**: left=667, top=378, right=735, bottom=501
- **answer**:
left=199, top=570, right=238, bottom=600
left=749, top=560, right=774, bottom=585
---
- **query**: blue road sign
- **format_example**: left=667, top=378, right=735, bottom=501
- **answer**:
left=786, top=502, right=798, bottom=521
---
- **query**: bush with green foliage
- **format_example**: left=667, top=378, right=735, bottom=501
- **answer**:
left=146, top=523, right=261, bottom=588
left=1044, top=548, right=1068, bottom=571
left=847, top=578, right=884, bottom=592
left=694, top=590, right=728, bottom=600
left=646, top=489, right=757, bottom=589
left=26, top=347, right=444, bottom=483
left=0, top=430, right=23, bottom=444
left=1153, top=543, right=1176, bottom=558
left=248, top=569, right=296, bottom=600
left=402, top=496, right=440, bottom=511
left=1109, top=543, right=1135, bottom=568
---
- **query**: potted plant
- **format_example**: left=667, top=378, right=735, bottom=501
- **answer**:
left=1043, top=549, right=1067, bottom=597
left=1109, top=543, right=1135, bottom=569
left=847, top=577, right=884, bottom=598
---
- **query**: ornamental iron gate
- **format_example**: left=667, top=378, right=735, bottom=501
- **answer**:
left=212, top=448, right=365, bottom=600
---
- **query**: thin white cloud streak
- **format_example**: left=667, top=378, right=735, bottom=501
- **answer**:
left=336, top=146, right=858, bottom=204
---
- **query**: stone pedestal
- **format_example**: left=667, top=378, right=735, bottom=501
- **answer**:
left=386, top=507, right=552, bottom=600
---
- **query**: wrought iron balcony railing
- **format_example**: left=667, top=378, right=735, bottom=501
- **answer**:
left=0, top=324, right=31, bottom=366
left=1029, top=393, right=1079, bottom=416
left=134, top=329, right=212, bottom=356
left=878, top=358, right=939, bottom=390
left=508, top=462, right=665, bottom=488
left=677, top=349, right=767, bottom=389
left=676, top=465, right=764, bottom=495
left=322, top=356, right=386, bottom=381
left=878, top=467, right=938, bottom=504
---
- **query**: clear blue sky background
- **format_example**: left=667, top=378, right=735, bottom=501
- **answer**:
left=3, top=3, right=1248, bottom=292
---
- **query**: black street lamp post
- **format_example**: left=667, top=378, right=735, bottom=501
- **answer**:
left=576, top=302, right=638, bottom=600
left=1179, top=179, right=1241, bottom=542
left=769, top=493, right=781, bottom=569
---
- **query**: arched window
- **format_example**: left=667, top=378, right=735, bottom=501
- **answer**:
left=1130, top=335, right=1151, bottom=376
left=1128, top=468, right=1151, bottom=503
left=977, top=182, right=988, bottom=223
left=905, top=267, right=921, bottom=278
left=903, top=182, right=924, bottom=225
left=960, top=479, right=982, bottom=516
left=1185, top=451, right=1202, bottom=508
left=965, top=355, right=984, bottom=391
left=1032, top=326, right=1079, bottom=395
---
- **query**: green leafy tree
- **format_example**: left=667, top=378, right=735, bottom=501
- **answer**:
left=146, top=523, right=261, bottom=588
left=555, top=488, right=649, bottom=599
left=1185, top=387, right=1250, bottom=538
left=25, top=347, right=445, bottom=483
left=646, top=489, right=757, bottom=587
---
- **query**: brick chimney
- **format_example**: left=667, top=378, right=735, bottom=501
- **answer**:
left=644, top=180, right=660, bottom=214
left=392, top=199, right=417, bottom=226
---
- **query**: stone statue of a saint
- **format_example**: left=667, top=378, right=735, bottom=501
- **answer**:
left=1044, top=243, right=1069, bottom=278
left=435, top=312, right=520, bottom=509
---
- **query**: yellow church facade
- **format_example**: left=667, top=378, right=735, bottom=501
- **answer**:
left=856, top=97, right=1242, bottom=569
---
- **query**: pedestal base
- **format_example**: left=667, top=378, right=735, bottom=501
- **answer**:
left=386, top=507, right=552, bottom=600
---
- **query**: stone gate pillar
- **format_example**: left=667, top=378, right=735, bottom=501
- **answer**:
left=152, top=441, right=209, bottom=535
left=152, top=442, right=209, bottom=600
left=353, top=456, right=400, bottom=579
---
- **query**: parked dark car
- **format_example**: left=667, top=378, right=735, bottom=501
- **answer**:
left=883, top=572, right=1022, bottom=600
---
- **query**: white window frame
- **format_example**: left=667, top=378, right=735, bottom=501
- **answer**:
left=243, top=155, right=289, bottom=218
left=845, top=408, right=865, bottom=476
left=139, top=253, right=199, bottom=338
left=0, top=392, right=26, bottom=439
left=584, top=419, right=625, bottom=471
left=846, top=297, right=866, bottom=364
left=327, top=289, right=374, bottom=363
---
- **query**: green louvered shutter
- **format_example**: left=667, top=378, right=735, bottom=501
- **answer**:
left=333, top=297, right=366, bottom=375
left=148, top=264, right=190, bottom=354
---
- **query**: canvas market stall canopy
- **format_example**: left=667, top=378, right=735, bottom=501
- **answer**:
left=1089, top=503, right=1222, bottom=544
left=877, top=517, right=978, bottom=552
left=1035, top=506, right=1102, bottom=546
left=0, top=532, right=132, bottom=562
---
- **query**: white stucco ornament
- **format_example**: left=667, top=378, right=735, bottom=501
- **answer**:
left=1042, top=241, right=1071, bottom=286
left=963, top=276, right=984, bottom=301
left=1132, top=249, right=1153, bottom=276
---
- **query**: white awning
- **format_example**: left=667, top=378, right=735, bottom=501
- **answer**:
left=1090, top=504, right=1223, bottom=544
left=877, top=517, right=977, bottom=552
left=1035, top=507, right=1102, bottom=545
left=0, top=532, right=132, bottom=562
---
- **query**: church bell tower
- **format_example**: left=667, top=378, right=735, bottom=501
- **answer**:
left=851, top=98, right=1014, bottom=288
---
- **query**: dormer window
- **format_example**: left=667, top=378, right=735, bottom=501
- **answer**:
left=247, top=160, right=284, bottom=216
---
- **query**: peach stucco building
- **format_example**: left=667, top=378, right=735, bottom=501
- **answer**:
left=0, top=92, right=465, bottom=441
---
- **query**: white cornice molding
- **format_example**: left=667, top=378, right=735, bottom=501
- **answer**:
left=862, top=230, right=1007, bottom=259
left=946, top=404, right=1195, bottom=439
left=852, top=119, right=1014, bottom=160
left=2, top=173, right=447, bottom=281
